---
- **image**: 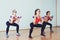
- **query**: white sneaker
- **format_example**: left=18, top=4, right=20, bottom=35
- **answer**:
left=6, top=34, right=9, bottom=38
left=16, top=33, right=20, bottom=36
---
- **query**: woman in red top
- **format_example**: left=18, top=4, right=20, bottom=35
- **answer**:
left=43, top=11, right=54, bottom=33
left=6, top=9, right=21, bottom=38
left=29, top=9, right=45, bottom=38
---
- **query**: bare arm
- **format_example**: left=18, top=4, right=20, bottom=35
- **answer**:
left=33, top=15, right=36, bottom=24
left=50, top=16, right=53, bottom=21
left=9, top=17, right=14, bottom=23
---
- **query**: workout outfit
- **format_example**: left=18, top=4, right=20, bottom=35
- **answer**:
left=6, top=16, right=20, bottom=38
left=29, top=16, right=53, bottom=38
left=43, top=16, right=53, bottom=31
left=29, top=17, right=45, bottom=38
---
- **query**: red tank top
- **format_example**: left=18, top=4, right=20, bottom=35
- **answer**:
left=44, top=16, right=51, bottom=22
left=47, top=16, right=51, bottom=21
left=35, top=17, right=42, bottom=24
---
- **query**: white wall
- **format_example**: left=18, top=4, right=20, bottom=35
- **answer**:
left=0, top=0, right=56, bottom=31
left=57, top=0, right=60, bottom=26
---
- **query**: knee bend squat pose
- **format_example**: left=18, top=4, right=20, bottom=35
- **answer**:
left=29, top=9, right=45, bottom=38
left=43, top=11, right=54, bottom=33
left=6, top=9, right=22, bottom=38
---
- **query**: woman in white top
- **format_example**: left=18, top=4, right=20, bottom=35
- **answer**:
left=6, top=9, right=21, bottom=38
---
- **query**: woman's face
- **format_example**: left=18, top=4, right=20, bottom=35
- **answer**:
left=47, top=12, right=50, bottom=16
left=36, top=10, right=40, bottom=16
left=12, top=12, right=16, bottom=16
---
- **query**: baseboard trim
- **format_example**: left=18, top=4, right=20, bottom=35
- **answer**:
left=0, top=26, right=59, bottom=32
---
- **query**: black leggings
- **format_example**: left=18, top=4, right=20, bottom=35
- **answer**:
left=29, top=22, right=52, bottom=37
left=6, top=21, right=19, bottom=34
left=43, top=21, right=52, bottom=30
left=41, top=21, right=53, bottom=36
left=29, top=22, right=45, bottom=37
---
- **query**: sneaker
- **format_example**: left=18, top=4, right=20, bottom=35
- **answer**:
left=29, top=36, right=33, bottom=39
left=6, top=34, right=9, bottom=38
left=41, top=34, right=46, bottom=37
left=16, top=33, right=20, bottom=36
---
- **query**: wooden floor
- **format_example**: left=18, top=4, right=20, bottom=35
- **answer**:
left=0, top=27, right=60, bottom=40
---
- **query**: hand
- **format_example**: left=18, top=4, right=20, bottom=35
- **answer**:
left=51, top=16, right=53, bottom=18
left=10, top=16, right=12, bottom=18
left=17, top=16, right=22, bottom=18
left=33, top=16, right=34, bottom=18
left=42, top=17, right=44, bottom=19
left=50, top=16, right=53, bottom=21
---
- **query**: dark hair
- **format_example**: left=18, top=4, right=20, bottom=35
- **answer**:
left=46, top=11, right=50, bottom=15
left=34, top=9, right=40, bottom=15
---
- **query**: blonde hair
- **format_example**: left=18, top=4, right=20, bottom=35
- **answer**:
left=12, top=9, right=17, bottom=13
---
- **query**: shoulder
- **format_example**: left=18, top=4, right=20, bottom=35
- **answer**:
left=34, top=15, right=37, bottom=18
